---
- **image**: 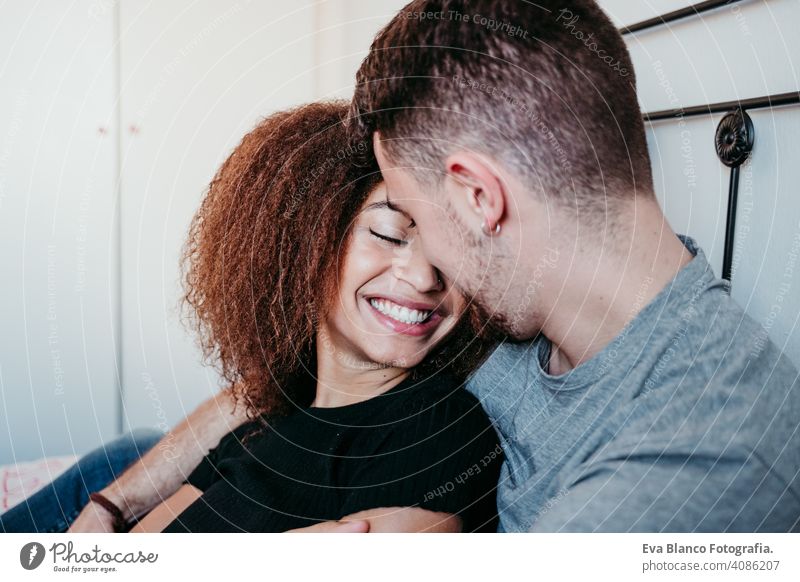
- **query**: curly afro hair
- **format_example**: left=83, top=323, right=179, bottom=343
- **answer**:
left=181, top=101, right=493, bottom=422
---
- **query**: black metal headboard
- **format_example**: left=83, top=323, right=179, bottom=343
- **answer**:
left=620, top=0, right=800, bottom=283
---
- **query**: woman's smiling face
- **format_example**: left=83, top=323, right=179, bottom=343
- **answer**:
left=320, top=183, right=467, bottom=370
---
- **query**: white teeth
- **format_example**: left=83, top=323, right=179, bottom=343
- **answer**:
left=369, top=298, right=432, bottom=325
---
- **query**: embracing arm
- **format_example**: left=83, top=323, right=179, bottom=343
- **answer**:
left=128, top=485, right=204, bottom=533
left=68, top=386, right=250, bottom=532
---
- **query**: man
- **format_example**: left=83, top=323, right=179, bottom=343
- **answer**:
left=68, top=0, right=798, bottom=532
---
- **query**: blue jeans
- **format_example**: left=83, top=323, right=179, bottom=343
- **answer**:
left=0, top=428, right=162, bottom=533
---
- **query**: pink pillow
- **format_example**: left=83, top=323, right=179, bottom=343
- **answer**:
left=1, top=456, right=78, bottom=512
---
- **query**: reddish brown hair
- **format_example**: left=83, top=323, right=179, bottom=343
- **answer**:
left=181, top=101, right=491, bottom=421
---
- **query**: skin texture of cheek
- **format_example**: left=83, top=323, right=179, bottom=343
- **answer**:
left=414, top=207, right=483, bottom=307
left=425, top=220, right=521, bottom=339
left=426, top=194, right=532, bottom=337
left=328, top=189, right=475, bottom=365
left=325, top=237, right=432, bottom=368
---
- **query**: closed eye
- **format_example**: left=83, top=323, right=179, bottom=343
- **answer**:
left=369, top=228, right=407, bottom=246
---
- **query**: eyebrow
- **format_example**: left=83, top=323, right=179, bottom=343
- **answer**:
left=386, top=196, right=409, bottom=215
left=362, top=200, right=396, bottom=212
left=363, top=198, right=416, bottom=228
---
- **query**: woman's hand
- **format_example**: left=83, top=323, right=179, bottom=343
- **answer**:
left=286, top=520, right=371, bottom=533
left=286, top=507, right=461, bottom=533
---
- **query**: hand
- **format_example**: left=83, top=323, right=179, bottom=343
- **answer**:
left=284, top=506, right=459, bottom=533
left=67, top=501, right=117, bottom=533
left=285, top=519, right=370, bottom=533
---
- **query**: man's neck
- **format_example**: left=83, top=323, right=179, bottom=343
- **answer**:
left=542, top=201, right=693, bottom=376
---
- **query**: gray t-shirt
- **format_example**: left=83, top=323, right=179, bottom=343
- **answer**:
left=467, top=236, right=800, bottom=532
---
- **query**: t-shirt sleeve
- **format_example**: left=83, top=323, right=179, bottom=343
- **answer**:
left=337, top=390, right=503, bottom=532
left=184, top=421, right=259, bottom=491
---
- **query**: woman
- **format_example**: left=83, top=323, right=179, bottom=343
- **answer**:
left=148, top=101, right=503, bottom=533
left=3, top=102, right=503, bottom=533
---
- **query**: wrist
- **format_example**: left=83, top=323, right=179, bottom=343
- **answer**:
left=98, top=485, right=135, bottom=522
left=88, top=492, right=131, bottom=532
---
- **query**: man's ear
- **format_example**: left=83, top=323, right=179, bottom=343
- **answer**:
left=444, top=152, right=506, bottom=234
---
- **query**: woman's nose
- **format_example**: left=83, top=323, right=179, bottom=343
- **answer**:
left=390, top=237, right=443, bottom=293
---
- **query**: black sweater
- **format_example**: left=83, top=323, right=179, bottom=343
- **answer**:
left=162, top=373, right=503, bottom=532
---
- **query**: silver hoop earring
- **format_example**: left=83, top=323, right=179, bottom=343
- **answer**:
left=482, top=221, right=501, bottom=236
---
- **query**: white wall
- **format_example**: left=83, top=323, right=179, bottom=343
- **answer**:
left=622, top=0, right=799, bottom=111
left=599, top=0, right=800, bottom=367
left=598, top=0, right=697, bottom=29
left=729, top=105, right=800, bottom=363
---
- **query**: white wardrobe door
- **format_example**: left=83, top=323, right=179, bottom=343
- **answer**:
left=0, top=2, right=118, bottom=463
left=315, top=0, right=412, bottom=99
left=118, top=1, right=316, bottom=433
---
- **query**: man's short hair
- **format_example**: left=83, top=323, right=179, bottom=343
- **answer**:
left=350, top=0, right=655, bottom=210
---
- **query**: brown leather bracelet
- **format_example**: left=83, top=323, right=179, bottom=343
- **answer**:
left=88, top=492, right=130, bottom=533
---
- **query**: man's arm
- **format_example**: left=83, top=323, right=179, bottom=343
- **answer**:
left=128, top=485, right=204, bottom=533
left=69, top=386, right=250, bottom=532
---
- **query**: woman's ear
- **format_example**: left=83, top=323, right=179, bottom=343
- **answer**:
left=444, top=152, right=506, bottom=235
